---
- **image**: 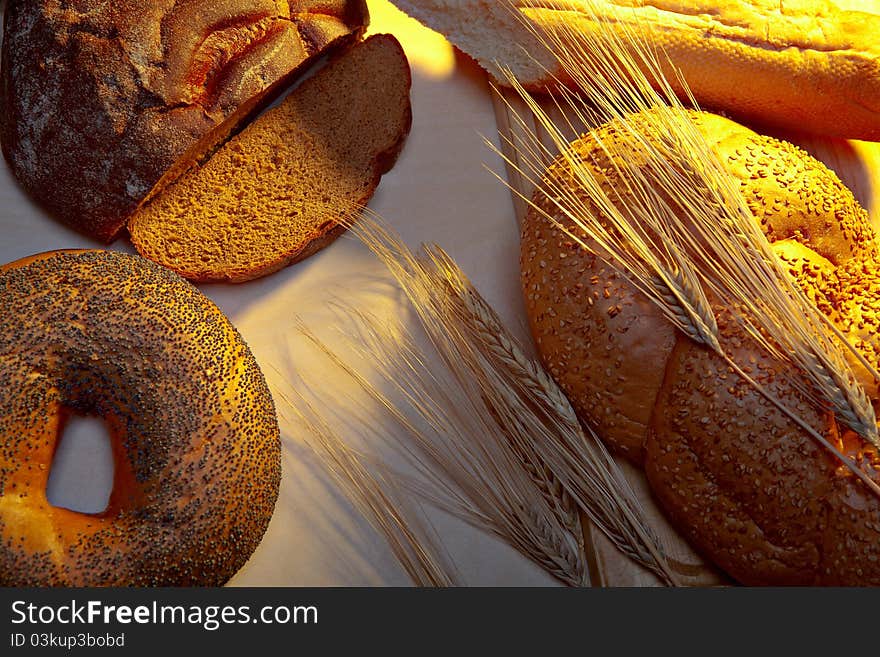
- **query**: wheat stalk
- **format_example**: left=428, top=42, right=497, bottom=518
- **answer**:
left=277, top=379, right=459, bottom=587
left=493, top=0, right=880, bottom=482
left=335, top=213, right=680, bottom=584
left=420, top=245, right=679, bottom=581
left=295, top=312, right=590, bottom=586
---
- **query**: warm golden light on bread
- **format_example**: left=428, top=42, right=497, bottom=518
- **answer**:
left=521, top=111, right=880, bottom=585
left=0, top=250, right=280, bottom=586
left=0, top=0, right=368, bottom=241
left=392, top=0, right=880, bottom=139
left=368, top=0, right=456, bottom=78
left=128, top=34, right=412, bottom=283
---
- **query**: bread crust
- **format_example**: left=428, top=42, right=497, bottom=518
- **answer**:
left=0, top=0, right=368, bottom=242
left=0, top=250, right=281, bottom=586
left=521, top=110, right=880, bottom=585
left=391, top=0, right=880, bottom=140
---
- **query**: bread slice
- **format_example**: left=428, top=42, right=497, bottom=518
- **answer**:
left=128, top=33, right=412, bottom=282
left=128, top=33, right=411, bottom=283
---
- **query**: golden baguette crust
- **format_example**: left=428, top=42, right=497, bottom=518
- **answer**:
left=392, top=0, right=880, bottom=139
left=521, top=110, right=880, bottom=585
left=128, top=34, right=413, bottom=283
left=0, top=0, right=369, bottom=242
left=0, top=250, right=281, bottom=586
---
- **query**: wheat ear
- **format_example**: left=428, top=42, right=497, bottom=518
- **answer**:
left=334, top=211, right=682, bottom=584
left=420, top=244, right=679, bottom=583
left=495, top=0, right=880, bottom=471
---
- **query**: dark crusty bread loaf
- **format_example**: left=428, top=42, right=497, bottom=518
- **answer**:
left=0, top=0, right=368, bottom=242
left=521, top=110, right=880, bottom=585
left=128, top=33, right=412, bottom=283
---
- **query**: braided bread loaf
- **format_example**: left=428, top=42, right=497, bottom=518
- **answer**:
left=521, top=110, right=880, bottom=585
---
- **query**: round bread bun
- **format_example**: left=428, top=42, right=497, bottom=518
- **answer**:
left=0, top=250, right=281, bottom=586
left=0, top=0, right=368, bottom=242
left=520, top=110, right=880, bottom=585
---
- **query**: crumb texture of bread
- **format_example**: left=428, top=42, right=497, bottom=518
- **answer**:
left=0, top=0, right=369, bottom=242
left=0, top=250, right=280, bottom=586
left=521, top=110, right=880, bottom=585
left=128, top=33, right=413, bottom=283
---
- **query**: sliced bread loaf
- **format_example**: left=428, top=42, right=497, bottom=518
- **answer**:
left=1, top=0, right=369, bottom=242
left=390, top=0, right=880, bottom=140
left=128, top=33, right=412, bottom=282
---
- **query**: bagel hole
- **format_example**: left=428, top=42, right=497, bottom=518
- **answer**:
left=46, top=414, right=115, bottom=514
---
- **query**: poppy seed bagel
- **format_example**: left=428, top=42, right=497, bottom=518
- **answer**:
left=0, top=250, right=281, bottom=586
left=521, top=110, right=880, bottom=585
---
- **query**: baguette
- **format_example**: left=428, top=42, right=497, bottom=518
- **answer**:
left=392, top=0, right=880, bottom=140
left=0, top=0, right=368, bottom=242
